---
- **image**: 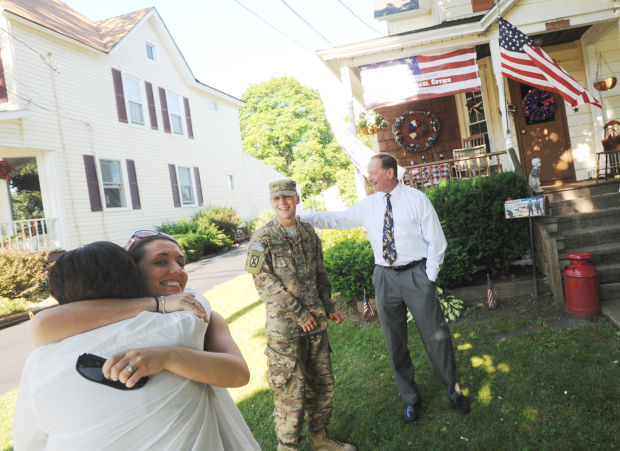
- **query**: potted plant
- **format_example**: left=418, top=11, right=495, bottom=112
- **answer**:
left=357, top=110, right=388, bottom=135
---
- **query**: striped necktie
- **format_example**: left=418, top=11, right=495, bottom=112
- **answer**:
left=382, top=193, right=397, bottom=265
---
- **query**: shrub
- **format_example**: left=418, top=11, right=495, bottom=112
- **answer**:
left=426, top=172, right=530, bottom=287
left=323, top=238, right=374, bottom=301
left=318, top=227, right=367, bottom=251
left=173, top=233, right=210, bottom=262
left=250, top=209, right=275, bottom=233
left=157, top=218, right=197, bottom=235
left=0, top=250, right=49, bottom=298
left=195, top=206, right=241, bottom=241
left=196, top=221, right=233, bottom=254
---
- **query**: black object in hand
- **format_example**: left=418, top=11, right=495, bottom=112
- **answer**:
left=76, top=353, right=148, bottom=390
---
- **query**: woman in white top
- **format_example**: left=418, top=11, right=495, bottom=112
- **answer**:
left=14, top=234, right=259, bottom=450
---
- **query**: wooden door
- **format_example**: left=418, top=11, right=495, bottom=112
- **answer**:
left=509, top=80, right=575, bottom=184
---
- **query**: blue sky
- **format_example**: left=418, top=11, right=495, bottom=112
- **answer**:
left=63, top=0, right=386, bottom=111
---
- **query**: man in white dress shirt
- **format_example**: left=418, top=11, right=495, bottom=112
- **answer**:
left=299, top=153, right=469, bottom=423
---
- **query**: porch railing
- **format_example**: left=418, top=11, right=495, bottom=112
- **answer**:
left=402, top=150, right=507, bottom=192
left=0, top=218, right=59, bottom=253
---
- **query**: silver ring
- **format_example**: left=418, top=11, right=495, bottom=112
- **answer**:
left=124, top=364, right=135, bottom=374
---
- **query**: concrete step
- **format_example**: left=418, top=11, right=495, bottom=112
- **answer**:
left=595, top=262, right=620, bottom=284
left=601, top=298, right=620, bottom=328
left=548, top=192, right=620, bottom=215
left=542, top=206, right=620, bottom=232
left=558, top=242, right=620, bottom=268
left=600, top=281, right=620, bottom=303
left=544, top=179, right=620, bottom=202
left=554, top=223, right=620, bottom=250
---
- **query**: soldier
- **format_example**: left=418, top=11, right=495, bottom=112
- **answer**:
left=246, top=179, right=356, bottom=451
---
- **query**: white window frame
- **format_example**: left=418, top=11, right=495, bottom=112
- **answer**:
left=96, top=157, right=131, bottom=210
left=226, top=175, right=235, bottom=192
left=145, top=41, right=156, bottom=62
left=123, top=74, right=146, bottom=127
left=166, top=91, right=185, bottom=136
left=176, top=165, right=197, bottom=206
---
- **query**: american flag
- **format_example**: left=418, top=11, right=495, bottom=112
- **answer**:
left=363, top=289, right=375, bottom=319
left=360, top=48, right=482, bottom=109
left=499, top=18, right=601, bottom=109
left=487, top=274, right=498, bottom=309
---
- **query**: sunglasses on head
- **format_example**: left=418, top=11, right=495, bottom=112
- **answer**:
left=76, top=353, right=148, bottom=391
left=124, top=230, right=174, bottom=251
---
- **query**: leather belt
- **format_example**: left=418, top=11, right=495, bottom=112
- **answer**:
left=382, top=258, right=426, bottom=271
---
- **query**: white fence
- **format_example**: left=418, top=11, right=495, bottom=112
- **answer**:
left=0, top=218, right=58, bottom=252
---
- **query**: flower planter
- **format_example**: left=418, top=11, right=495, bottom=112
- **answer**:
left=361, top=125, right=378, bottom=135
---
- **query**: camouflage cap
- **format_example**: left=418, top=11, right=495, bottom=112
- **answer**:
left=269, top=179, right=297, bottom=198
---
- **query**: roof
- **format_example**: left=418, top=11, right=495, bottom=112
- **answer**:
left=0, top=0, right=150, bottom=52
left=374, top=0, right=420, bottom=19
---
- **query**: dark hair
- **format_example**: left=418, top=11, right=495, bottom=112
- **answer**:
left=48, top=241, right=142, bottom=304
left=372, top=153, right=397, bottom=177
left=126, top=234, right=180, bottom=266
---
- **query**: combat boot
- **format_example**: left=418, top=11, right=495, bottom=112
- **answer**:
left=311, top=430, right=356, bottom=451
left=277, top=444, right=299, bottom=451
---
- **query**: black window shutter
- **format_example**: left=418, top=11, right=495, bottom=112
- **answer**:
left=126, top=159, right=141, bottom=209
left=193, top=167, right=203, bottom=205
left=111, top=68, right=128, bottom=123
left=183, top=97, right=194, bottom=139
left=168, top=164, right=181, bottom=207
left=83, top=155, right=103, bottom=212
left=0, top=48, right=8, bottom=103
left=159, top=87, right=171, bottom=133
left=145, top=82, right=158, bottom=130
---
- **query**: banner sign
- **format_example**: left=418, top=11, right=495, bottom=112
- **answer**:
left=359, top=48, right=482, bottom=109
left=504, top=196, right=546, bottom=218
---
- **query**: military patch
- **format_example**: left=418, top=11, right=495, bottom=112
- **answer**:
left=246, top=242, right=266, bottom=274
left=251, top=241, right=266, bottom=252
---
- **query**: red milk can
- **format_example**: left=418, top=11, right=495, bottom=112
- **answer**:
left=564, top=252, right=600, bottom=316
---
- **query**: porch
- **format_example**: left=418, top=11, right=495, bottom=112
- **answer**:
left=0, top=218, right=59, bottom=252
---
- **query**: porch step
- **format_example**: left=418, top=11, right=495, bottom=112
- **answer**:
left=553, top=223, right=620, bottom=250
left=543, top=179, right=620, bottom=202
left=543, top=206, right=620, bottom=232
left=600, top=282, right=620, bottom=304
left=548, top=192, right=620, bottom=215
left=595, top=263, right=620, bottom=285
left=558, top=242, right=620, bottom=268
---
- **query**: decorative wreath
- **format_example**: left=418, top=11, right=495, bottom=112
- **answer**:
left=392, top=110, right=440, bottom=153
left=521, top=88, right=557, bottom=122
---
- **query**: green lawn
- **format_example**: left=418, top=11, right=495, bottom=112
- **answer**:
left=2, top=274, right=618, bottom=450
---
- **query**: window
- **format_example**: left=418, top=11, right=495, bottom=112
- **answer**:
left=166, top=92, right=184, bottom=135
left=124, top=77, right=144, bottom=125
left=227, top=175, right=235, bottom=191
left=145, top=42, right=156, bottom=61
left=99, top=159, right=127, bottom=208
left=177, top=166, right=195, bottom=205
left=208, top=100, right=218, bottom=111
left=464, top=90, right=487, bottom=136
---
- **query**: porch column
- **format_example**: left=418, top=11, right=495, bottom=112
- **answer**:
left=488, top=28, right=517, bottom=170
left=340, top=63, right=368, bottom=200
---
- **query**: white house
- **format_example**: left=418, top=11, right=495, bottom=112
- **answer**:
left=0, top=0, right=283, bottom=252
left=318, top=0, right=619, bottom=186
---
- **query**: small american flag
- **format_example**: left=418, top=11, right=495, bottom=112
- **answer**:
left=363, top=289, right=375, bottom=319
left=487, top=274, right=498, bottom=309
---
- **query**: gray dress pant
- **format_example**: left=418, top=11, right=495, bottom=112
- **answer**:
left=373, top=262, right=458, bottom=405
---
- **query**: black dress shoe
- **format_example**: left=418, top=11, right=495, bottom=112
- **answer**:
left=403, top=402, right=419, bottom=423
left=451, top=394, right=470, bottom=414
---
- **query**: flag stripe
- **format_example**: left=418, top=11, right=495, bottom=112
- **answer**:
left=498, top=17, right=601, bottom=109
left=360, top=48, right=481, bottom=108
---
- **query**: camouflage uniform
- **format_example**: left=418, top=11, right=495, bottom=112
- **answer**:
left=247, top=217, right=336, bottom=449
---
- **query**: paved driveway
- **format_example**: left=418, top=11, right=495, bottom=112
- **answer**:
left=0, top=242, right=249, bottom=396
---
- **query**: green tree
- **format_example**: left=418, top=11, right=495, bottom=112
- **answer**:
left=10, top=161, right=43, bottom=219
left=239, top=77, right=351, bottom=197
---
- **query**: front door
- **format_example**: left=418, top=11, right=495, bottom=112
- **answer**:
left=509, top=80, right=575, bottom=184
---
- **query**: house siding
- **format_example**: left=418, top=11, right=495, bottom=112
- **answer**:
left=0, top=8, right=283, bottom=251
